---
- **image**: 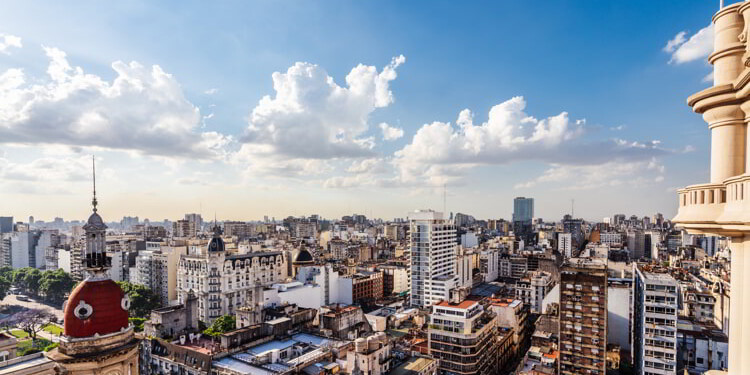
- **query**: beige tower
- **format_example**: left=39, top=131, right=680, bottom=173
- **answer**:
left=673, top=2, right=750, bottom=374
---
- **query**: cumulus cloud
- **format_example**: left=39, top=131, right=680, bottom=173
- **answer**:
left=514, top=158, right=666, bottom=190
left=241, top=55, right=405, bottom=161
left=0, top=155, right=90, bottom=183
left=666, top=24, right=713, bottom=64
left=663, top=31, right=687, bottom=53
left=0, top=46, right=231, bottom=158
left=391, top=96, right=669, bottom=188
left=379, top=122, right=404, bottom=141
left=0, top=33, right=22, bottom=54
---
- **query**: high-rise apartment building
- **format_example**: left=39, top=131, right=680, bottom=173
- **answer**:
left=184, top=213, right=203, bottom=232
left=671, top=3, right=750, bottom=373
left=632, top=265, right=678, bottom=375
left=627, top=230, right=646, bottom=260
left=513, top=197, right=534, bottom=244
left=172, top=219, right=196, bottom=238
left=134, top=245, right=188, bottom=306
left=428, top=298, right=499, bottom=375
left=559, top=258, right=607, bottom=375
left=563, top=217, right=584, bottom=250
left=516, top=270, right=554, bottom=314
left=558, top=232, right=573, bottom=258
left=408, top=210, right=459, bottom=308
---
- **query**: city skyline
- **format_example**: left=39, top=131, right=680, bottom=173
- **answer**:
left=0, top=1, right=719, bottom=222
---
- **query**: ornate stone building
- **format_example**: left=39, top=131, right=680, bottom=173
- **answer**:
left=672, top=2, right=750, bottom=374
left=176, top=226, right=287, bottom=323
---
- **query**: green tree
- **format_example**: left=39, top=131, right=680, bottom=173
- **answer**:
left=0, top=276, right=10, bottom=301
left=202, top=315, right=236, bottom=337
left=0, top=267, right=14, bottom=282
left=39, top=270, right=76, bottom=305
left=12, top=268, right=42, bottom=296
left=116, top=281, right=161, bottom=318
left=129, top=317, right=146, bottom=332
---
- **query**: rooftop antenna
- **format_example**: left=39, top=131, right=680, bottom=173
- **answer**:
left=571, top=199, right=574, bottom=218
left=91, top=155, right=98, bottom=213
left=720, top=0, right=724, bottom=9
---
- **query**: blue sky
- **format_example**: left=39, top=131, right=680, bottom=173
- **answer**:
left=0, top=0, right=723, bottom=222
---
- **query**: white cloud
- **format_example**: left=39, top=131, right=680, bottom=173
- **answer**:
left=393, top=97, right=585, bottom=185
left=0, top=33, right=22, bottom=54
left=204, top=88, right=219, bottom=95
left=0, top=46, right=230, bottom=158
left=0, top=155, right=90, bottom=183
left=391, top=96, right=669, bottom=188
left=241, top=55, right=405, bottom=160
left=667, top=24, right=713, bottom=64
left=703, top=71, right=714, bottom=83
left=379, top=122, right=404, bottom=141
left=663, top=31, right=686, bottom=53
left=347, top=158, right=388, bottom=174
left=514, top=158, right=666, bottom=190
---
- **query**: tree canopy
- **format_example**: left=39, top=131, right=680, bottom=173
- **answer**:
left=12, top=268, right=42, bottom=296
left=39, top=269, right=76, bottom=305
left=203, top=315, right=236, bottom=337
left=116, top=281, right=161, bottom=318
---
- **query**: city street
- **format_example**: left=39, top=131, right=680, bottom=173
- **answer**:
left=1, top=295, right=64, bottom=322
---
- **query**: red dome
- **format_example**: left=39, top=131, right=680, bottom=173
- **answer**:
left=63, top=278, right=129, bottom=338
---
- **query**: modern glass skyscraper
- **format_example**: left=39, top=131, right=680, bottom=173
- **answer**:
left=0, top=217, right=12, bottom=234
left=513, top=197, right=534, bottom=244
left=513, top=197, right=534, bottom=222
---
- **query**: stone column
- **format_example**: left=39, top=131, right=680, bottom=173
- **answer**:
left=705, top=105, right=746, bottom=183
left=712, top=5, right=744, bottom=86
left=741, top=235, right=750, bottom=374
left=708, top=5, right=746, bottom=183
left=729, top=236, right=746, bottom=375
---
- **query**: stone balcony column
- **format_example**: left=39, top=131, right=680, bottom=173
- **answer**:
left=704, top=104, right=745, bottom=183
left=729, top=235, right=750, bottom=375
left=705, top=5, right=746, bottom=183
left=711, top=4, right=744, bottom=85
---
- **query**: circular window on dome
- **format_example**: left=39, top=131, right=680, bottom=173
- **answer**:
left=74, top=300, right=93, bottom=320
left=121, top=295, right=131, bottom=311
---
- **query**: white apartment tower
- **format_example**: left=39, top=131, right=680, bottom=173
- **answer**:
left=409, top=210, right=459, bottom=308
left=558, top=233, right=573, bottom=258
left=632, top=265, right=679, bottom=375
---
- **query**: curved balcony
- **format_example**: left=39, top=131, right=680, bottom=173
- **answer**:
left=674, top=175, right=750, bottom=235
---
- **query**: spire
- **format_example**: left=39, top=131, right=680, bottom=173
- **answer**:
left=92, top=155, right=98, bottom=213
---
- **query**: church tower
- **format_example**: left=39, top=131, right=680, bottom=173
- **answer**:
left=46, top=157, right=140, bottom=375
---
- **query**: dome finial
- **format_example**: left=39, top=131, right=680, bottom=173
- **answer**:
left=91, top=155, right=98, bottom=213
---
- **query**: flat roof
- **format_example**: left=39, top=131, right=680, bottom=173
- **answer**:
left=214, top=357, right=277, bottom=375
left=435, top=299, right=478, bottom=309
left=390, top=357, right=436, bottom=375
left=248, top=339, right=297, bottom=356
left=642, top=271, right=677, bottom=283
left=0, top=354, right=53, bottom=375
left=489, top=298, right=522, bottom=308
